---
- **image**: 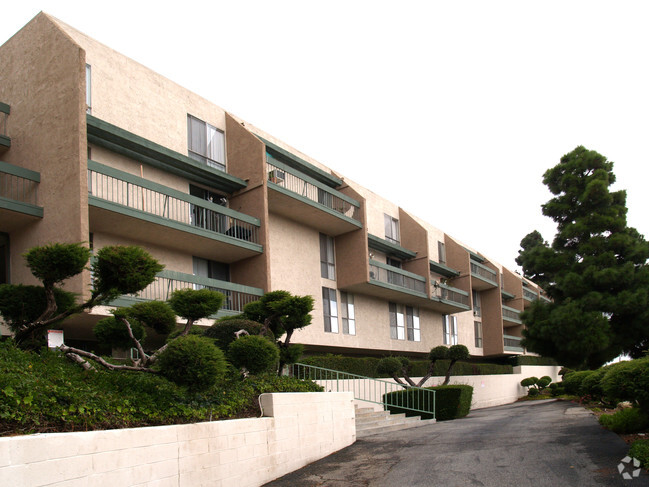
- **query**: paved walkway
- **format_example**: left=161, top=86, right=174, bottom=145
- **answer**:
left=264, top=400, right=649, bottom=486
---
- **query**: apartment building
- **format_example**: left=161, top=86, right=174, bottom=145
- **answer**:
left=0, top=13, right=546, bottom=358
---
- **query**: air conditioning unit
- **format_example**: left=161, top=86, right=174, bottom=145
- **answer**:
left=268, top=169, right=285, bottom=184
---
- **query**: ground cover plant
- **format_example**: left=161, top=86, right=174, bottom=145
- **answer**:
left=0, top=341, right=322, bottom=436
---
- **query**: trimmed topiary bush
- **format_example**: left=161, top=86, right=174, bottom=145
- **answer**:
left=156, top=335, right=227, bottom=390
left=599, top=407, right=649, bottom=434
left=579, top=367, right=607, bottom=400
left=383, top=384, right=473, bottom=421
left=561, top=370, right=595, bottom=395
left=228, top=335, right=279, bottom=375
left=204, top=319, right=271, bottom=351
left=528, top=388, right=540, bottom=397
left=601, top=358, right=649, bottom=411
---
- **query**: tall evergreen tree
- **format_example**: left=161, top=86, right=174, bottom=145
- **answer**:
left=516, top=146, right=649, bottom=368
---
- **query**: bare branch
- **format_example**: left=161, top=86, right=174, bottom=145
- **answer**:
left=119, top=316, right=148, bottom=363
left=64, top=351, right=96, bottom=371
left=59, top=344, right=158, bottom=373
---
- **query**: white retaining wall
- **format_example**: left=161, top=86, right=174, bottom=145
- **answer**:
left=0, top=392, right=355, bottom=487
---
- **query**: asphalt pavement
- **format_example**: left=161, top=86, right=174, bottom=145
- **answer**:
left=263, top=399, right=649, bottom=487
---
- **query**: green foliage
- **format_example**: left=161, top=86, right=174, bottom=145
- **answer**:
left=168, top=288, right=223, bottom=321
left=517, top=147, right=649, bottom=368
left=94, top=316, right=145, bottom=350
left=429, top=346, right=449, bottom=361
left=579, top=367, right=607, bottom=400
left=448, top=344, right=470, bottom=361
left=227, top=335, right=279, bottom=375
left=549, top=382, right=565, bottom=397
left=598, top=407, right=649, bottom=434
left=0, top=284, right=76, bottom=332
left=156, top=335, right=227, bottom=391
left=601, top=358, right=649, bottom=410
left=0, top=341, right=322, bottom=436
left=243, top=291, right=314, bottom=337
left=204, top=319, right=270, bottom=351
left=377, top=357, right=403, bottom=376
left=521, top=377, right=537, bottom=388
left=119, top=301, right=177, bottom=336
left=280, top=343, right=304, bottom=365
left=561, top=370, right=594, bottom=395
left=538, top=376, right=552, bottom=390
left=92, top=245, right=163, bottom=296
left=23, top=242, right=90, bottom=286
left=384, top=385, right=473, bottom=421
left=629, top=439, right=649, bottom=470
left=527, top=388, right=540, bottom=397
left=509, top=355, right=558, bottom=366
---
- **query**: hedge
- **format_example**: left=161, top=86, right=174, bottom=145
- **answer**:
left=383, top=384, right=473, bottom=421
left=510, top=356, right=558, bottom=366
left=299, top=354, right=512, bottom=378
left=561, top=370, right=595, bottom=395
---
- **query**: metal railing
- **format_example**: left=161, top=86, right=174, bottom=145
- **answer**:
left=523, top=288, right=538, bottom=302
left=290, top=363, right=436, bottom=419
left=502, top=305, right=522, bottom=322
left=432, top=282, right=470, bottom=307
left=370, top=261, right=426, bottom=294
left=470, top=261, right=498, bottom=284
left=0, top=163, right=39, bottom=206
left=125, top=272, right=262, bottom=312
left=267, top=161, right=361, bottom=222
left=88, top=168, right=259, bottom=244
left=0, top=112, right=7, bottom=139
left=504, top=335, right=524, bottom=351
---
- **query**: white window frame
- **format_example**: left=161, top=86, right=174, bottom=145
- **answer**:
left=474, top=321, right=483, bottom=348
left=406, top=306, right=420, bottom=342
left=472, top=290, right=482, bottom=317
left=438, top=241, right=446, bottom=264
left=319, top=233, right=335, bottom=280
left=340, top=292, right=355, bottom=335
left=443, top=314, right=458, bottom=345
left=323, top=287, right=339, bottom=333
left=85, top=64, right=92, bottom=114
left=187, top=114, right=226, bottom=171
left=384, top=214, right=400, bottom=244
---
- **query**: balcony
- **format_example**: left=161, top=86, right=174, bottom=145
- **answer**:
left=431, top=282, right=471, bottom=313
left=0, top=160, right=43, bottom=230
left=110, top=270, right=264, bottom=316
left=87, top=161, right=262, bottom=263
left=0, top=103, right=9, bottom=150
left=504, top=334, right=524, bottom=353
left=502, top=305, right=523, bottom=325
left=470, top=260, right=498, bottom=290
left=266, top=157, right=362, bottom=236
left=523, top=287, right=539, bottom=307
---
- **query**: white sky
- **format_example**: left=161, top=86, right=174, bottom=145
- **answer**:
left=3, top=1, right=649, bottom=271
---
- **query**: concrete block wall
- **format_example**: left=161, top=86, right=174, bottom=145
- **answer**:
left=0, top=392, right=355, bottom=487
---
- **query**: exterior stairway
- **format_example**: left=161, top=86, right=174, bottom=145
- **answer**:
left=355, top=405, right=434, bottom=438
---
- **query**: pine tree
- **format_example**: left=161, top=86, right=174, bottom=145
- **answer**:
left=516, top=146, right=649, bottom=368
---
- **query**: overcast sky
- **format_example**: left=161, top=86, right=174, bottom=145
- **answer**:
left=3, top=1, right=649, bottom=271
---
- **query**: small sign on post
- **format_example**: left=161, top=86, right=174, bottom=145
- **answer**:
left=47, top=330, right=64, bottom=349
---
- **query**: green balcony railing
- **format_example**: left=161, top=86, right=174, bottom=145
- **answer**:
left=370, top=260, right=427, bottom=295
left=523, top=288, right=539, bottom=302
left=115, top=270, right=263, bottom=313
left=0, top=160, right=42, bottom=217
left=266, top=159, right=361, bottom=223
left=470, top=261, right=498, bottom=285
left=504, top=334, right=524, bottom=352
left=502, top=305, right=522, bottom=323
left=88, top=161, right=260, bottom=245
left=431, top=282, right=470, bottom=308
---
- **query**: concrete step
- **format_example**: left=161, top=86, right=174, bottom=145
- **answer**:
left=354, top=405, right=435, bottom=438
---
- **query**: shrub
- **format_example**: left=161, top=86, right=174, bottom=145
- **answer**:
left=204, top=319, right=270, bottom=351
left=598, top=408, right=649, bottom=434
left=92, top=245, right=163, bottom=296
left=561, top=370, right=594, bottom=395
left=0, top=284, right=76, bottom=330
left=384, top=384, right=473, bottom=421
left=537, top=376, right=552, bottom=390
left=549, top=382, right=565, bottom=397
left=512, top=356, right=558, bottom=366
left=94, top=316, right=145, bottom=350
left=279, top=343, right=304, bottom=365
left=579, top=367, right=607, bottom=400
left=521, top=377, right=538, bottom=388
left=629, top=439, right=649, bottom=470
left=377, top=357, right=404, bottom=376
left=168, top=288, right=224, bottom=321
left=156, top=335, right=227, bottom=390
left=24, top=242, right=89, bottom=285
left=528, top=388, right=540, bottom=397
left=601, top=358, right=649, bottom=411
left=228, top=335, right=279, bottom=375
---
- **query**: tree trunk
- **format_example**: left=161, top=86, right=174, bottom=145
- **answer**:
left=442, top=359, right=457, bottom=385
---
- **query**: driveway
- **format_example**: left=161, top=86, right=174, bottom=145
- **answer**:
left=264, top=400, right=649, bottom=486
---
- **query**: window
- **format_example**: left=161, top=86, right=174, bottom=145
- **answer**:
left=472, top=290, right=482, bottom=317
left=390, top=303, right=419, bottom=341
left=319, top=234, right=335, bottom=280
left=474, top=321, right=483, bottom=348
left=443, top=314, right=458, bottom=345
left=384, top=214, right=400, bottom=244
left=193, top=256, right=230, bottom=282
left=438, top=241, right=446, bottom=264
left=187, top=115, right=226, bottom=171
left=86, top=64, right=92, bottom=114
left=406, top=306, right=420, bottom=342
left=340, top=292, right=355, bottom=335
left=322, top=287, right=339, bottom=333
